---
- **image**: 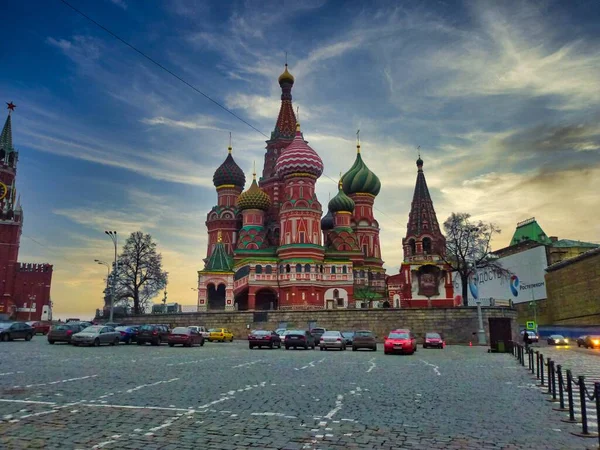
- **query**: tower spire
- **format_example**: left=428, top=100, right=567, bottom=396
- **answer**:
left=356, top=129, right=361, bottom=154
left=0, top=103, right=15, bottom=152
left=228, top=132, right=232, bottom=154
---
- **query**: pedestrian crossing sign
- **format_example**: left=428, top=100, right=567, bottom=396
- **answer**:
left=526, top=321, right=536, bottom=330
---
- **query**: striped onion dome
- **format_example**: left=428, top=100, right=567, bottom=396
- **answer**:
left=236, top=176, right=271, bottom=211
left=213, top=147, right=246, bottom=188
left=328, top=180, right=355, bottom=213
left=321, top=209, right=334, bottom=230
left=275, top=123, right=324, bottom=179
left=341, top=144, right=381, bottom=196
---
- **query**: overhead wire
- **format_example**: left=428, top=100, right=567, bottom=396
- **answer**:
left=58, top=0, right=405, bottom=228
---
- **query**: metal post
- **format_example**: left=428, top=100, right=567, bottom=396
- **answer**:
left=557, top=365, right=566, bottom=410
left=476, top=300, right=486, bottom=345
left=595, top=382, right=600, bottom=447
left=546, top=358, right=552, bottom=394
left=539, top=353, right=545, bottom=387
left=530, top=349, right=534, bottom=373
left=565, top=370, right=576, bottom=422
left=105, top=231, right=118, bottom=322
left=536, top=351, right=540, bottom=379
left=579, top=376, right=588, bottom=435
left=550, top=361, right=558, bottom=402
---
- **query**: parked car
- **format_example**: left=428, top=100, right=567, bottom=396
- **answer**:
left=188, top=326, right=210, bottom=338
left=576, top=336, right=588, bottom=347
left=310, top=327, right=326, bottom=343
left=71, top=326, right=121, bottom=347
left=521, top=330, right=539, bottom=343
left=48, top=323, right=86, bottom=344
left=547, top=335, right=569, bottom=345
left=137, top=324, right=170, bottom=346
left=115, top=326, right=139, bottom=344
left=284, top=329, right=316, bottom=350
left=583, top=335, right=600, bottom=349
left=275, top=328, right=287, bottom=337
left=384, top=329, right=417, bottom=355
left=248, top=330, right=281, bottom=349
left=423, top=332, right=444, bottom=349
left=104, top=322, right=123, bottom=328
left=26, top=321, right=51, bottom=335
left=0, top=322, right=35, bottom=342
left=319, top=331, right=346, bottom=351
left=352, top=330, right=377, bottom=351
left=168, top=327, right=204, bottom=347
left=208, top=328, right=234, bottom=342
left=341, top=331, right=355, bottom=345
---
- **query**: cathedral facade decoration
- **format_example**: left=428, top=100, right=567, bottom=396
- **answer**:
left=197, top=66, right=386, bottom=311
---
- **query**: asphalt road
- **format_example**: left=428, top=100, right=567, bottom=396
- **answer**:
left=0, top=338, right=595, bottom=450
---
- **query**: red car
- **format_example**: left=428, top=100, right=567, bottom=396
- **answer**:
left=384, top=329, right=417, bottom=355
left=27, top=321, right=51, bottom=335
left=423, top=332, right=444, bottom=349
left=248, top=330, right=282, bottom=349
left=167, top=327, right=204, bottom=347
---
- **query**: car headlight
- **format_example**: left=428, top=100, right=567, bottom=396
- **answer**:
left=592, top=340, right=599, bottom=345
left=564, top=339, right=569, bottom=344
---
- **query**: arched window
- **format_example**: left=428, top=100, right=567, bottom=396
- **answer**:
left=295, top=263, right=302, bottom=273
left=409, top=239, right=416, bottom=255
left=304, top=264, right=311, bottom=273
left=286, top=264, right=291, bottom=273
left=320, top=265, right=324, bottom=273
left=342, top=265, right=347, bottom=274
left=330, top=266, right=335, bottom=274
left=423, top=237, right=432, bottom=254
left=255, top=265, right=263, bottom=274
left=333, top=289, right=339, bottom=298
left=279, top=265, right=284, bottom=274
left=360, top=270, right=365, bottom=278
left=265, top=265, right=272, bottom=274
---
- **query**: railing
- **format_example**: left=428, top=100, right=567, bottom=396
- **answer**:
left=512, top=342, right=599, bottom=444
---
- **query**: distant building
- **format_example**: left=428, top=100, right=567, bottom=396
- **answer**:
left=386, top=156, right=456, bottom=308
left=0, top=105, right=53, bottom=321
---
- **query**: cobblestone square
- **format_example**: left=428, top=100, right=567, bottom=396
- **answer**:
left=0, top=340, right=595, bottom=449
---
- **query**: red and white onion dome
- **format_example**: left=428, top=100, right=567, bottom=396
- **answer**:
left=275, top=123, right=324, bottom=179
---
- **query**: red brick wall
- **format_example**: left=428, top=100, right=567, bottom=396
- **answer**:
left=13, top=264, right=53, bottom=321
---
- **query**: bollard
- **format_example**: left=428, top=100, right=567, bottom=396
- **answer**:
left=539, top=353, right=546, bottom=387
left=595, top=382, right=600, bottom=447
left=563, top=370, right=577, bottom=423
left=535, top=351, right=540, bottom=379
left=530, top=350, right=535, bottom=375
left=578, top=376, right=589, bottom=435
left=545, top=358, right=552, bottom=395
left=552, top=365, right=567, bottom=411
left=551, top=361, right=558, bottom=402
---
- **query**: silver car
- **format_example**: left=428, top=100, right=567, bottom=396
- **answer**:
left=319, top=331, right=346, bottom=351
left=188, top=326, right=210, bottom=339
left=72, top=326, right=121, bottom=347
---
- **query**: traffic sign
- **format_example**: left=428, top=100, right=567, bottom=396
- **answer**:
left=526, top=321, right=536, bottom=330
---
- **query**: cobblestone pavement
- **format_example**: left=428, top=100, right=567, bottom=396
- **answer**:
left=0, top=339, right=595, bottom=449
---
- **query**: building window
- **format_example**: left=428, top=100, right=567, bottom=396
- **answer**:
left=279, top=265, right=284, bottom=274
left=423, top=237, right=432, bottom=254
left=255, top=265, right=263, bottom=274
left=331, top=266, right=336, bottom=274
left=299, top=232, right=305, bottom=243
left=362, top=244, right=368, bottom=255
left=360, top=270, right=365, bottom=278
left=342, top=265, right=347, bottom=274
left=296, top=263, right=302, bottom=273
left=265, top=265, right=272, bottom=274
left=286, top=264, right=291, bottom=273
left=337, top=297, right=344, bottom=307
left=333, top=289, right=339, bottom=298
left=409, top=239, right=416, bottom=255
left=304, top=264, right=311, bottom=273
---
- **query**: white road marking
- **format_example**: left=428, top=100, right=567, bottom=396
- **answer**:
left=81, top=404, right=193, bottom=412
left=324, top=394, right=344, bottom=419
left=91, top=439, right=120, bottom=449
left=125, top=378, right=179, bottom=393
left=231, top=360, right=262, bottom=369
left=20, top=374, right=98, bottom=388
left=294, top=358, right=326, bottom=371
left=0, top=399, right=56, bottom=405
left=19, top=410, right=57, bottom=419
left=366, top=358, right=376, bottom=373
left=166, top=358, right=215, bottom=367
left=419, top=359, right=441, bottom=376
left=0, top=371, right=24, bottom=376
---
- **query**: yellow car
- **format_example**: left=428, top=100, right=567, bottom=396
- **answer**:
left=208, top=328, right=234, bottom=342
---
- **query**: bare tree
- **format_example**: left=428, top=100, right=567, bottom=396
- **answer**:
left=115, top=232, right=168, bottom=314
left=440, top=213, right=511, bottom=306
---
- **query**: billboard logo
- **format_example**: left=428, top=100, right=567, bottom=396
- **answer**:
left=510, top=275, right=519, bottom=297
left=469, top=273, right=478, bottom=299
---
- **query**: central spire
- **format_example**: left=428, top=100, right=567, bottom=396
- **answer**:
left=272, top=64, right=297, bottom=140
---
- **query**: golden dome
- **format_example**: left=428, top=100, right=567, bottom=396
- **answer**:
left=278, top=64, right=295, bottom=85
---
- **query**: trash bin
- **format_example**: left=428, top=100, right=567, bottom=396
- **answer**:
left=497, top=340, right=505, bottom=353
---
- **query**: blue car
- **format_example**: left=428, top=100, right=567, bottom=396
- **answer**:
left=115, top=326, right=138, bottom=344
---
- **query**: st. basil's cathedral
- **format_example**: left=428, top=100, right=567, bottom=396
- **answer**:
left=197, top=65, right=456, bottom=311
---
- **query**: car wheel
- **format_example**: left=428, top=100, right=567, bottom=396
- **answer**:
left=25, top=334, right=32, bottom=341
left=285, top=345, right=289, bottom=350
left=151, top=339, right=159, bottom=346
left=277, top=342, right=282, bottom=349
left=269, top=342, right=273, bottom=349
left=137, top=341, right=143, bottom=345
left=113, top=338, right=120, bottom=346
left=249, top=344, right=253, bottom=349
left=200, top=339, right=205, bottom=347
left=320, top=346, right=324, bottom=351
left=94, top=338, right=100, bottom=347
left=373, top=345, right=377, bottom=351
left=303, top=344, right=308, bottom=350
left=48, top=340, right=55, bottom=345
left=1, top=334, right=8, bottom=342
left=423, top=344, right=427, bottom=349
left=72, top=343, right=78, bottom=347
left=352, top=346, right=357, bottom=351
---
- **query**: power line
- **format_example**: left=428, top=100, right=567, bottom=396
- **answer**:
left=58, top=0, right=405, bottom=228
left=59, top=0, right=268, bottom=138
left=22, top=235, right=81, bottom=267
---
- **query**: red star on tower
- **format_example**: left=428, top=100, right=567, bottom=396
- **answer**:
left=6, top=102, right=16, bottom=112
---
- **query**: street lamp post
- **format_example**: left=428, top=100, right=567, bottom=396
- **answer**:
left=95, top=259, right=111, bottom=314
left=104, top=231, right=118, bottom=322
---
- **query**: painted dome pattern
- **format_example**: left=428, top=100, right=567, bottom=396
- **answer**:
left=320, top=209, right=334, bottom=230
left=213, top=152, right=246, bottom=188
left=341, top=151, right=381, bottom=196
left=275, top=126, right=324, bottom=179
left=328, top=183, right=355, bottom=213
left=237, top=178, right=271, bottom=211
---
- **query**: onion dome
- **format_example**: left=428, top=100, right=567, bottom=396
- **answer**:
left=278, top=64, right=295, bottom=85
left=328, top=179, right=355, bottom=213
left=236, top=174, right=271, bottom=211
left=321, top=209, right=334, bottom=230
left=341, top=143, right=381, bottom=196
left=417, top=155, right=424, bottom=170
left=213, top=146, right=246, bottom=188
left=275, top=122, right=324, bottom=179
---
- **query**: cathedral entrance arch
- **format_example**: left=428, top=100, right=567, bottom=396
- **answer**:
left=255, top=288, right=278, bottom=310
left=235, top=289, right=249, bottom=311
left=207, top=283, right=226, bottom=310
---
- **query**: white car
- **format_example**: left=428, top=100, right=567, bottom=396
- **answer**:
left=188, top=326, right=210, bottom=339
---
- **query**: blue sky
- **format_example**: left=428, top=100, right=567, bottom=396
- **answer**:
left=2, top=0, right=599, bottom=318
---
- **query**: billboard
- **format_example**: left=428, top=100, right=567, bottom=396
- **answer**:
left=453, top=245, right=548, bottom=306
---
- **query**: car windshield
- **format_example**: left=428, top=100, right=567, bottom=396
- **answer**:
left=341, top=331, right=354, bottom=337
left=323, top=331, right=340, bottom=336
left=115, top=327, right=130, bottom=332
left=252, top=330, right=270, bottom=335
left=426, top=333, right=441, bottom=339
left=389, top=332, right=410, bottom=339
left=355, top=331, right=373, bottom=337
left=526, top=331, right=536, bottom=336
left=311, top=328, right=325, bottom=333
left=208, top=328, right=222, bottom=332
left=172, top=327, right=190, bottom=334
left=140, top=325, right=155, bottom=331
left=0, top=322, right=15, bottom=328
left=53, top=325, right=70, bottom=331
left=82, top=326, right=102, bottom=333
left=551, top=335, right=564, bottom=339
left=287, top=330, right=305, bottom=335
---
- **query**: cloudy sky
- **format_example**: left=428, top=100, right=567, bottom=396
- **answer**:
left=2, top=0, right=599, bottom=319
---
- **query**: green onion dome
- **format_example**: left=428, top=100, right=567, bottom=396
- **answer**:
left=328, top=180, right=355, bottom=213
left=321, top=209, right=334, bottom=230
left=213, top=147, right=246, bottom=188
left=341, top=144, right=381, bottom=196
left=236, top=176, right=271, bottom=211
